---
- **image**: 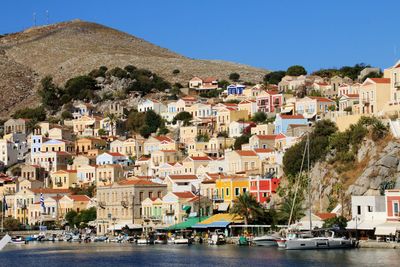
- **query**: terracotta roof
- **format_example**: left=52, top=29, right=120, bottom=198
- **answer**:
left=107, top=152, right=125, bottom=157
left=31, top=188, right=71, bottom=194
left=316, top=213, right=336, bottom=220
left=344, top=94, right=359, bottom=98
left=235, top=150, right=258, bottom=157
left=308, top=97, right=334, bottom=103
left=369, top=78, right=390, bottom=84
left=315, top=82, right=329, bottom=86
left=68, top=195, right=91, bottom=202
left=138, top=156, right=150, bottom=161
left=203, top=77, right=218, bottom=83
left=154, top=136, right=173, bottom=142
left=255, top=135, right=277, bottom=140
left=254, top=148, right=274, bottom=153
left=168, top=175, right=198, bottom=180
left=173, top=191, right=196, bottom=199
left=118, top=179, right=157, bottom=186
left=280, top=114, right=305, bottom=119
left=265, top=90, right=280, bottom=95
left=189, top=156, right=212, bottom=161
left=135, top=176, right=152, bottom=180
left=275, top=133, right=287, bottom=139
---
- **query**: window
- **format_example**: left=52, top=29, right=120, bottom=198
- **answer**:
left=149, top=191, right=153, bottom=198
left=242, top=188, right=247, bottom=193
left=235, top=188, right=240, bottom=196
left=367, top=206, right=373, bottom=212
left=394, top=202, right=399, bottom=216
left=357, top=205, right=361, bottom=215
left=139, top=192, right=144, bottom=201
left=226, top=188, right=229, bottom=196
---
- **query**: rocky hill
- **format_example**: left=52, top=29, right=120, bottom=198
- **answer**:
left=0, top=19, right=268, bottom=117
left=309, top=136, right=400, bottom=217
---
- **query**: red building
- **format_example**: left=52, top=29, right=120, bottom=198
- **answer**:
left=249, top=175, right=280, bottom=204
left=385, top=190, right=400, bottom=222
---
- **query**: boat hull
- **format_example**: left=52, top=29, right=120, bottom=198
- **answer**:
left=285, top=238, right=353, bottom=250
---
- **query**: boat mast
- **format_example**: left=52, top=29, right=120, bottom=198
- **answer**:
left=307, top=132, right=312, bottom=231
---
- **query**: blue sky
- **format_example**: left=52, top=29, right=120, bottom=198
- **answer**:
left=1, top=0, right=399, bottom=72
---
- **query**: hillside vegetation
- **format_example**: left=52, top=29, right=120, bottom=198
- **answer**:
left=0, top=19, right=268, bottom=117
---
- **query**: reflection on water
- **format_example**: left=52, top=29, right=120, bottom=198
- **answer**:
left=0, top=242, right=398, bottom=267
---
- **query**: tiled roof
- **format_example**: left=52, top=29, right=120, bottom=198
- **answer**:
left=107, top=152, right=125, bottom=157
left=235, top=150, right=258, bottom=157
left=173, top=191, right=196, bottom=199
left=31, top=188, right=71, bottom=194
left=316, top=213, right=336, bottom=220
left=280, top=114, right=305, bottom=119
left=254, top=148, right=274, bottom=153
left=255, top=135, right=277, bottom=140
left=118, top=179, right=157, bottom=186
left=168, top=175, right=198, bottom=180
left=189, top=156, right=212, bottom=161
left=68, top=195, right=91, bottom=202
left=154, top=136, right=173, bottom=142
left=369, top=78, right=390, bottom=84
left=308, top=97, right=334, bottom=103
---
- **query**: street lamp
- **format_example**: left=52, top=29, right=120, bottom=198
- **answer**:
left=353, top=215, right=360, bottom=241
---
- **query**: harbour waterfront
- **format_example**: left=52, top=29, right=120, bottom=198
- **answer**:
left=0, top=243, right=398, bottom=267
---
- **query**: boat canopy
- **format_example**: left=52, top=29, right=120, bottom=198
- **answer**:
left=108, top=223, right=142, bottom=231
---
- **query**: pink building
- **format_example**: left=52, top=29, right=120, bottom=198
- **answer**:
left=256, top=90, right=283, bottom=113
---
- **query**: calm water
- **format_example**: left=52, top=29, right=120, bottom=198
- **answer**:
left=0, top=242, right=398, bottom=267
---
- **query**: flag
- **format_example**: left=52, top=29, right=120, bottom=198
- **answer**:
left=40, top=193, right=45, bottom=212
left=2, top=195, right=7, bottom=211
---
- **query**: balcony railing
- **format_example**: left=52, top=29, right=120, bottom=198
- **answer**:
left=212, top=195, right=224, bottom=203
left=165, top=210, right=175, bottom=215
left=362, top=98, right=371, bottom=105
left=395, top=81, right=400, bottom=89
left=121, top=201, right=129, bottom=208
left=98, top=201, right=106, bottom=209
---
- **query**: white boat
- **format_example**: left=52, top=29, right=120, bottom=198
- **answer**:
left=174, top=238, right=190, bottom=244
left=276, top=238, right=286, bottom=248
left=252, top=235, right=278, bottom=246
left=208, top=231, right=226, bottom=245
left=10, top=237, right=26, bottom=245
left=0, top=234, right=12, bottom=250
left=285, top=231, right=354, bottom=250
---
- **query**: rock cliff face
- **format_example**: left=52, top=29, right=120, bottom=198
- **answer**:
left=308, top=137, right=400, bottom=215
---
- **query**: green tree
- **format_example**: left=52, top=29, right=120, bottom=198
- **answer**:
left=286, top=65, right=307, bottom=76
left=322, top=216, right=348, bottom=229
left=251, top=112, right=267, bottom=123
left=98, top=128, right=107, bottom=136
left=139, top=125, right=152, bottom=138
left=64, top=75, right=98, bottom=101
left=277, top=193, right=306, bottom=225
left=263, top=71, right=286, bottom=85
left=38, top=76, right=63, bottom=112
left=234, top=134, right=250, bottom=150
left=107, top=67, right=128, bottom=79
left=229, top=72, right=240, bottom=82
left=172, top=111, right=193, bottom=126
left=3, top=217, right=20, bottom=231
left=371, top=120, right=388, bottom=141
left=144, top=110, right=163, bottom=133
left=230, top=192, right=264, bottom=225
left=65, top=210, right=78, bottom=227
left=124, top=65, right=137, bottom=73
left=126, top=110, right=146, bottom=132
left=196, top=133, right=210, bottom=142
left=61, top=111, right=73, bottom=120
left=13, top=106, right=47, bottom=121
left=218, top=80, right=230, bottom=89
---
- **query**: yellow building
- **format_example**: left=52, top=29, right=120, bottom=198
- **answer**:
left=75, top=138, right=106, bottom=154
left=216, top=108, right=248, bottom=132
left=214, top=174, right=249, bottom=206
left=42, top=139, right=75, bottom=153
left=359, top=78, right=391, bottom=115
left=50, top=170, right=78, bottom=189
left=96, top=164, right=124, bottom=186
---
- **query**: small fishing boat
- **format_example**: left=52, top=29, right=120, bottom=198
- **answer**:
left=208, top=231, right=226, bottom=245
left=10, top=237, right=26, bottom=244
left=237, top=236, right=250, bottom=246
left=174, top=238, right=190, bottom=244
left=93, top=236, right=108, bottom=242
left=154, top=233, right=168, bottom=244
left=252, top=235, right=278, bottom=246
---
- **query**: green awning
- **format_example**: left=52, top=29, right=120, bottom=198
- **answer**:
left=182, top=206, right=191, bottom=212
left=165, top=216, right=210, bottom=230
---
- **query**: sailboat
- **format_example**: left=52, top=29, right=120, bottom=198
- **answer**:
left=282, top=133, right=354, bottom=250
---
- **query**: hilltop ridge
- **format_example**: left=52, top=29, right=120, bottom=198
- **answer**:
left=0, top=20, right=268, bottom=117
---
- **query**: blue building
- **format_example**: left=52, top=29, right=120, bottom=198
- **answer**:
left=274, top=114, right=308, bottom=134
left=227, top=84, right=245, bottom=95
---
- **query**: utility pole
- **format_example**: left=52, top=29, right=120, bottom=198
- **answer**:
left=33, top=12, right=36, bottom=27
left=46, top=10, right=49, bottom=25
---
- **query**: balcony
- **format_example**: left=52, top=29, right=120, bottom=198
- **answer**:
left=395, top=81, right=400, bottom=89
left=165, top=210, right=175, bottom=215
left=121, top=200, right=129, bottom=208
left=212, top=195, right=224, bottom=203
left=98, top=201, right=106, bottom=209
left=362, top=98, right=370, bottom=105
